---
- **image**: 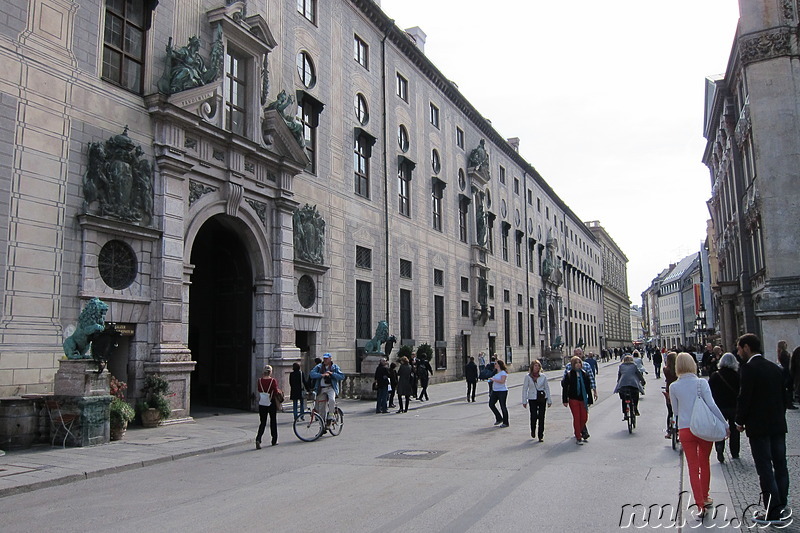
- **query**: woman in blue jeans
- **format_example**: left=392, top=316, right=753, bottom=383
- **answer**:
left=488, top=360, right=509, bottom=427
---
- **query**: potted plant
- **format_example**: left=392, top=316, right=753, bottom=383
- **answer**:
left=397, top=344, right=413, bottom=361
left=108, top=376, right=134, bottom=440
left=109, top=397, right=135, bottom=440
left=137, top=374, right=171, bottom=428
left=416, top=343, right=433, bottom=362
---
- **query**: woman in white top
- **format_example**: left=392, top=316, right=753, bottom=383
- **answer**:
left=669, top=352, right=728, bottom=516
left=522, top=359, right=552, bottom=441
left=488, top=360, right=509, bottom=427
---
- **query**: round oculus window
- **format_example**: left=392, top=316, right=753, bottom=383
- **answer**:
left=297, top=275, right=316, bottom=309
left=458, top=169, right=466, bottom=191
left=98, top=240, right=137, bottom=290
left=431, top=149, right=441, bottom=174
left=398, top=125, right=409, bottom=152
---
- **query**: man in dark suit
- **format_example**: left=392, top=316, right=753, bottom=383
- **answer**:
left=735, top=333, right=789, bottom=525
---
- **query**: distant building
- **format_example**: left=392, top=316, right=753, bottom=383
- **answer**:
left=629, top=305, right=643, bottom=345
left=586, top=221, right=630, bottom=350
left=702, top=0, right=800, bottom=357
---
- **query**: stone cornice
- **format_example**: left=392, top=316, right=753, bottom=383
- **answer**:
left=739, top=27, right=796, bottom=65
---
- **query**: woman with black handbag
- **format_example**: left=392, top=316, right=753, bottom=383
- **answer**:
left=522, top=359, right=551, bottom=441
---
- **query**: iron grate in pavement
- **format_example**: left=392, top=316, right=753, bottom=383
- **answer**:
left=377, top=449, right=446, bottom=460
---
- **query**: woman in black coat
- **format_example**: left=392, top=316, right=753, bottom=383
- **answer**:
left=708, top=352, right=741, bottom=461
left=388, top=362, right=399, bottom=408
left=396, top=357, right=413, bottom=413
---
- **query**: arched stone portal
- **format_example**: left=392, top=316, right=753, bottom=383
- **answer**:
left=189, top=215, right=253, bottom=409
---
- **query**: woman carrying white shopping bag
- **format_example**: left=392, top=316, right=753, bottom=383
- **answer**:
left=669, top=352, right=729, bottom=518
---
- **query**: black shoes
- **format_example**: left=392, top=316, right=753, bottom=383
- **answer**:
left=255, top=441, right=261, bottom=450
left=717, top=451, right=725, bottom=463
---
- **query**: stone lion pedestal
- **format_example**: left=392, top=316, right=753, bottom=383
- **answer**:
left=51, top=360, right=113, bottom=447
left=360, top=354, right=384, bottom=401
left=543, top=350, right=564, bottom=371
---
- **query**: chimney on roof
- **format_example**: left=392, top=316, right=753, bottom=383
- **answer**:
left=405, top=26, right=427, bottom=53
left=507, top=137, right=520, bottom=152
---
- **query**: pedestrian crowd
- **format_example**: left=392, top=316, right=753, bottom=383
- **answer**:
left=252, top=332, right=797, bottom=526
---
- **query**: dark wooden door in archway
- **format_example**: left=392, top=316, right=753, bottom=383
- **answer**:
left=189, top=216, right=253, bottom=409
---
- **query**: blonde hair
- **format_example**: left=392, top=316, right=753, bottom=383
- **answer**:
left=675, top=352, right=697, bottom=376
left=262, top=365, right=272, bottom=376
left=622, top=355, right=633, bottom=363
left=570, top=356, right=582, bottom=367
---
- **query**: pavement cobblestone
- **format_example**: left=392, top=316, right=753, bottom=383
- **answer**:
left=0, top=360, right=797, bottom=532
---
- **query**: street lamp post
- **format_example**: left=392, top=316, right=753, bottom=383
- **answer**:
left=694, top=314, right=702, bottom=349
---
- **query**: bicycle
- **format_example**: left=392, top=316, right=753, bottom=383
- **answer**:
left=293, top=391, right=344, bottom=442
left=622, top=389, right=636, bottom=433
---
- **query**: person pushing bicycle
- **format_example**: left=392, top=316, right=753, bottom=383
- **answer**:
left=310, top=353, right=345, bottom=426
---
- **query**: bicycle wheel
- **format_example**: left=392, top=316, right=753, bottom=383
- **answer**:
left=294, top=411, right=324, bottom=442
left=626, top=404, right=633, bottom=434
left=631, top=409, right=636, bottom=429
left=328, top=407, right=344, bottom=436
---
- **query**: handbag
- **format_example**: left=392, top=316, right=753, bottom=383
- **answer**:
left=258, top=378, right=271, bottom=407
left=689, top=381, right=727, bottom=442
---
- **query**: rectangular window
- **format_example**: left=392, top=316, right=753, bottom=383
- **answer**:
left=224, top=49, right=247, bottom=136
left=499, top=166, right=506, bottom=184
left=504, top=309, right=511, bottom=359
left=102, top=0, right=146, bottom=93
left=527, top=189, right=532, bottom=205
left=354, top=134, right=370, bottom=198
left=517, top=294, right=523, bottom=306
left=429, top=103, right=440, bottom=128
left=432, top=182, right=444, bottom=232
left=530, top=314, right=536, bottom=344
left=354, top=34, right=368, bottom=69
left=458, top=197, right=468, bottom=243
left=488, top=285, right=495, bottom=300
left=400, top=259, right=413, bottom=279
left=456, top=127, right=464, bottom=149
left=356, top=246, right=372, bottom=269
left=398, top=162, right=412, bottom=217
left=400, top=289, right=413, bottom=340
left=298, top=100, right=316, bottom=174
left=537, top=197, right=541, bottom=212
left=503, top=289, right=510, bottom=303
left=433, top=269, right=444, bottom=286
left=501, top=226, right=509, bottom=262
left=356, top=280, right=371, bottom=339
left=396, top=73, right=408, bottom=101
left=297, top=0, right=316, bottom=23
left=489, top=306, right=495, bottom=320
left=487, top=216, right=494, bottom=254
left=513, top=177, right=520, bottom=195
left=515, top=236, right=521, bottom=267
left=461, top=277, right=469, bottom=293
left=518, top=311, right=524, bottom=346
left=461, top=300, right=470, bottom=318
left=434, top=295, right=446, bottom=369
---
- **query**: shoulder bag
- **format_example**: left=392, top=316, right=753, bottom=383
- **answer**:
left=258, top=378, right=271, bottom=407
left=689, top=381, right=727, bottom=442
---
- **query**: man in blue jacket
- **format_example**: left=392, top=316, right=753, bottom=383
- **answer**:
left=310, top=353, right=345, bottom=424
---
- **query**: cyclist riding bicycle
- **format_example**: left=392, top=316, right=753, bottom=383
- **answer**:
left=614, top=355, right=645, bottom=420
left=310, top=353, right=345, bottom=426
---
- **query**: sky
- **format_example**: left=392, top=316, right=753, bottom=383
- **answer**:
left=379, top=0, right=741, bottom=304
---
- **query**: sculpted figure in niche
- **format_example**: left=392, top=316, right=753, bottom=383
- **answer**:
left=476, top=196, right=487, bottom=247
left=265, top=90, right=306, bottom=147
left=293, top=204, right=325, bottom=264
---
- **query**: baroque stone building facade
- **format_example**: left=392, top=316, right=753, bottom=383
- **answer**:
left=0, top=0, right=608, bottom=414
left=703, top=0, right=800, bottom=357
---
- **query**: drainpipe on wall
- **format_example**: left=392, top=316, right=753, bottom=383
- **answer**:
left=381, top=25, right=391, bottom=323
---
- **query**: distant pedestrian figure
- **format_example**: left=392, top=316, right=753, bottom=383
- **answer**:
left=487, top=360, right=509, bottom=427
left=255, top=365, right=279, bottom=448
left=288, top=362, right=308, bottom=420
left=670, top=352, right=728, bottom=517
left=388, top=362, right=398, bottom=408
left=465, top=356, right=478, bottom=402
left=736, top=333, right=790, bottom=525
left=777, top=341, right=797, bottom=409
left=374, top=358, right=390, bottom=413
left=522, top=359, right=551, bottom=441
left=416, top=356, right=433, bottom=401
left=562, top=355, right=593, bottom=445
left=396, top=356, right=413, bottom=413
left=708, top=353, right=740, bottom=462
left=652, top=349, right=663, bottom=379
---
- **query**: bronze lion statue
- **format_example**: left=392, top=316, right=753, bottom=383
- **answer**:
left=364, top=320, right=389, bottom=354
left=63, top=298, right=109, bottom=360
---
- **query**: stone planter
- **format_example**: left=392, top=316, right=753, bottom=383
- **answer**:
left=110, top=421, right=127, bottom=441
left=140, top=408, right=161, bottom=428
